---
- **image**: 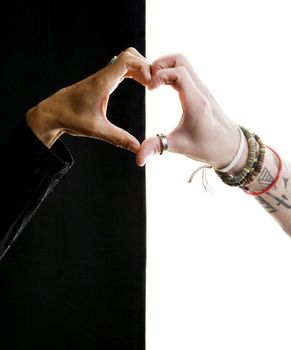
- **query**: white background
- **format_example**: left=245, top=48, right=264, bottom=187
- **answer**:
left=146, top=1, right=291, bottom=349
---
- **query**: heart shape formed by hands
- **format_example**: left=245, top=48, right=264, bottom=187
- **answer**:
left=136, top=54, right=241, bottom=173
left=27, top=47, right=241, bottom=173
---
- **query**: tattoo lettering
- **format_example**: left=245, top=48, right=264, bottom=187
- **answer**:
left=266, top=192, right=291, bottom=209
left=255, top=196, right=278, bottom=213
left=282, top=177, right=289, bottom=189
left=258, top=167, right=274, bottom=188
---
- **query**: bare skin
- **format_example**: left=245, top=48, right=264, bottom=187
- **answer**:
left=26, top=47, right=150, bottom=152
left=136, top=54, right=291, bottom=235
left=25, top=48, right=291, bottom=234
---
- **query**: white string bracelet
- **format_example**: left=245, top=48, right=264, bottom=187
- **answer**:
left=188, top=164, right=212, bottom=183
left=215, top=127, right=245, bottom=173
left=188, top=164, right=213, bottom=193
left=188, top=127, right=245, bottom=191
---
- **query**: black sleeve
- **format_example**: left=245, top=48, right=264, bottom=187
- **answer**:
left=0, top=118, right=74, bottom=260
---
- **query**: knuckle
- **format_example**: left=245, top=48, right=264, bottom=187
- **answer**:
left=125, top=47, right=136, bottom=53
left=118, top=137, right=129, bottom=149
left=175, top=53, right=187, bottom=63
left=113, top=136, right=128, bottom=149
left=120, top=50, right=132, bottom=61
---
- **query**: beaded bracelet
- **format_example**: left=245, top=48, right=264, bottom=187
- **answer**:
left=215, top=126, right=267, bottom=188
left=215, top=126, right=258, bottom=187
left=243, top=146, right=282, bottom=196
left=239, top=134, right=265, bottom=187
left=189, top=126, right=267, bottom=192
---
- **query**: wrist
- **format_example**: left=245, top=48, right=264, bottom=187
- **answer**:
left=215, top=126, right=267, bottom=188
left=227, top=135, right=249, bottom=175
left=211, top=123, right=248, bottom=175
left=26, top=103, right=63, bottom=148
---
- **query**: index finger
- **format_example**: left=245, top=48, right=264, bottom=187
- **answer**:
left=151, top=54, right=211, bottom=99
left=149, top=66, right=206, bottom=112
left=106, top=49, right=151, bottom=92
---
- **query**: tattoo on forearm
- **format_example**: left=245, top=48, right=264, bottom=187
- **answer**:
left=272, top=152, right=279, bottom=167
left=266, top=192, right=291, bottom=209
left=282, top=177, right=289, bottom=189
left=255, top=196, right=278, bottom=213
left=258, top=167, right=274, bottom=188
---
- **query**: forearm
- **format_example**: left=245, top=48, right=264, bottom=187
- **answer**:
left=225, top=131, right=291, bottom=235
left=213, top=124, right=291, bottom=235
left=246, top=147, right=291, bottom=235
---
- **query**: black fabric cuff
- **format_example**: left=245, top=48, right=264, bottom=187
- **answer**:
left=0, top=117, right=74, bottom=260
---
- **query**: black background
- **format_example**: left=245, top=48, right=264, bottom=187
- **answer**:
left=0, top=1, right=146, bottom=349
